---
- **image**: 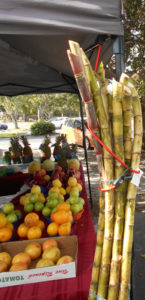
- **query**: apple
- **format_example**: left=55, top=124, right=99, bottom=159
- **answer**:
left=29, top=193, right=39, bottom=203
left=71, top=203, right=83, bottom=214
left=70, top=189, right=79, bottom=197
left=69, top=196, right=80, bottom=205
left=6, top=213, right=18, bottom=224
left=47, top=199, right=58, bottom=209
left=42, top=206, right=51, bottom=217
left=56, top=255, right=74, bottom=265
left=78, top=197, right=85, bottom=205
left=14, top=210, right=23, bottom=219
left=34, top=202, right=44, bottom=212
left=2, top=203, right=14, bottom=215
left=48, top=191, right=58, bottom=199
left=24, top=203, right=34, bottom=213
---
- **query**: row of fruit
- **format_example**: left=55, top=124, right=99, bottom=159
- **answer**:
left=0, top=238, right=74, bottom=273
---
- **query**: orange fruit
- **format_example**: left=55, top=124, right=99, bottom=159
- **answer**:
left=42, top=239, right=58, bottom=252
left=0, top=260, right=8, bottom=272
left=58, top=222, right=71, bottom=236
left=37, top=220, right=45, bottom=232
left=24, top=213, right=39, bottom=228
left=47, top=222, right=58, bottom=236
left=6, top=223, right=14, bottom=231
left=53, top=210, right=69, bottom=225
left=27, top=226, right=42, bottom=240
left=67, top=211, right=73, bottom=223
left=0, top=252, right=11, bottom=266
left=12, top=252, right=31, bottom=266
left=57, top=202, right=70, bottom=212
left=0, top=227, right=12, bottom=242
left=9, top=262, right=28, bottom=272
left=0, top=215, right=7, bottom=228
left=17, top=223, right=28, bottom=238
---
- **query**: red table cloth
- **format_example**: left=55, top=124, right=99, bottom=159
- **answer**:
left=0, top=165, right=96, bottom=300
left=0, top=172, right=29, bottom=196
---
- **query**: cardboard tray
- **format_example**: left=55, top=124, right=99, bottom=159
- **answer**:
left=0, top=235, right=78, bottom=287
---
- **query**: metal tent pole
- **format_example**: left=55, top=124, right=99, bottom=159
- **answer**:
left=113, top=36, right=125, bottom=80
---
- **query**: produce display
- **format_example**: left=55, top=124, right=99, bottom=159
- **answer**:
left=68, top=41, right=142, bottom=300
left=0, top=238, right=74, bottom=273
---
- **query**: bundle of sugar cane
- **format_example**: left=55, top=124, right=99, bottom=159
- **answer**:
left=67, top=41, right=142, bottom=300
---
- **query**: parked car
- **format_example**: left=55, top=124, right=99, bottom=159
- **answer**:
left=0, top=122, right=8, bottom=130
left=61, top=118, right=94, bottom=149
left=49, top=117, right=67, bottom=129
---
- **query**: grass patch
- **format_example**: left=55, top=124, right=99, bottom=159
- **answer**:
left=0, top=123, right=33, bottom=138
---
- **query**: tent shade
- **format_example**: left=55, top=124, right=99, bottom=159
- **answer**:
left=0, top=0, right=124, bottom=96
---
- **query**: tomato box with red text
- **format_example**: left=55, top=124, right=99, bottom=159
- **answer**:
left=0, top=235, right=78, bottom=287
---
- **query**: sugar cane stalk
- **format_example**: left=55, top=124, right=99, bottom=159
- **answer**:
left=81, top=51, right=114, bottom=299
left=118, top=77, right=143, bottom=300
left=107, top=80, right=125, bottom=299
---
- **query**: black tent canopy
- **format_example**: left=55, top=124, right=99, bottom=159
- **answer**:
left=0, top=0, right=124, bottom=96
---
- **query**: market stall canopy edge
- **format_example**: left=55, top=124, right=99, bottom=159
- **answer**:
left=0, top=0, right=124, bottom=96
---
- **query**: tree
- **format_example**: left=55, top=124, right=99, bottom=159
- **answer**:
left=123, top=0, right=145, bottom=148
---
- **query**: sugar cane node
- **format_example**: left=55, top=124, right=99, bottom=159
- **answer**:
left=87, top=123, right=140, bottom=175
left=89, top=290, right=107, bottom=300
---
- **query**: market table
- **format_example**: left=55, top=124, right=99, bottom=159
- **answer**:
left=0, top=164, right=96, bottom=300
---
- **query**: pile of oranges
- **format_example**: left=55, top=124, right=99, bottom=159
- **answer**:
left=47, top=202, right=73, bottom=237
left=0, top=214, right=13, bottom=242
left=17, top=213, right=45, bottom=240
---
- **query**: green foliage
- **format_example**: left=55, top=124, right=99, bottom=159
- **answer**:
left=30, top=121, right=55, bottom=135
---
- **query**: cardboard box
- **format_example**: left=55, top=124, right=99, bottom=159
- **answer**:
left=0, top=235, right=78, bottom=288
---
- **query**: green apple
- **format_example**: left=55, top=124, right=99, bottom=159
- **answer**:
left=6, top=213, right=18, bottom=223
left=78, top=197, right=85, bottom=205
left=47, top=199, right=58, bottom=209
left=24, top=203, right=34, bottom=213
left=42, top=206, right=51, bottom=217
left=48, top=191, right=58, bottom=199
left=70, top=189, right=79, bottom=197
left=29, top=193, right=39, bottom=203
left=34, top=201, right=44, bottom=212
left=14, top=210, right=23, bottom=219
left=71, top=203, right=83, bottom=214
left=2, top=203, right=14, bottom=215
left=69, top=196, right=79, bottom=205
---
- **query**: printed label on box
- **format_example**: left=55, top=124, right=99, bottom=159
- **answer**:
left=0, top=263, right=76, bottom=288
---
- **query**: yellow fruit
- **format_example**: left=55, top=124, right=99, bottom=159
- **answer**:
left=17, top=223, right=28, bottom=238
left=28, top=161, right=41, bottom=175
left=12, top=253, right=31, bottom=266
left=0, top=227, right=12, bottom=242
left=76, top=183, right=82, bottom=192
left=44, top=175, right=50, bottom=182
left=56, top=256, right=74, bottom=265
left=42, top=247, right=61, bottom=263
left=47, top=222, right=58, bottom=236
left=42, top=239, right=58, bottom=252
left=6, top=223, right=14, bottom=231
left=59, top=187, right=66, bottom=196
left=20, top=194, right=30, bottom=206
left=0, top=252, right=11, bottom=266
left=24, top=242, right=41, bottom=260
left=68, top=177, right=77, bottom=187
left=68, top=159, right=80, bottom=170
left=35, top=258, right=54, bottom=268
left=9, top=262, right=28, bottom=272
left=38, top=193, right=46, bottom=203
left=49, top=187, right=59, bottom=194
left=52, top=179, right=62, bottom=188
left=66, top=186, right=71, bottom=194
left=58, top=194, right=64, bottom=201
left=37, top=220, right=45, bottom=232
left=0, top=260, right=8, bottom=272
left=0, top=215, right=7, bottom=228
left=31, top=185, right=41, bottom=194
left=27, top=226, right=42, bottom=240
